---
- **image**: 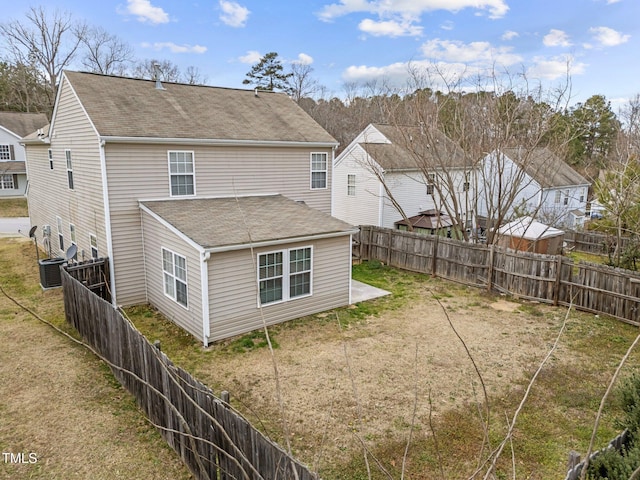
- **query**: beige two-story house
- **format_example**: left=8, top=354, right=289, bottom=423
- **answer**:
left=24, top=71, right=356, bottom=345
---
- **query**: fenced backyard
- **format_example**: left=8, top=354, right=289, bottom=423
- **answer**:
left=356, top=225, right=640, bottom=325
left=61, top=268, right=316, bottom=480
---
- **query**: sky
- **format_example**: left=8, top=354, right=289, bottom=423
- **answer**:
left=2, top=0, right=639, bottom=108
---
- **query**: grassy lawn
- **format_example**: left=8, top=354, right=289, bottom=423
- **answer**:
left=0, top=239, right=191, bottom=480
left=126, top=260, right=640, bottom=479
left=0, top=197, right=28, bottom=217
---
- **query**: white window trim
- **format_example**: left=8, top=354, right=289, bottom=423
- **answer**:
left=257, top=246, right=313, bottom=307
left=89, top=233, right=99, bottom=259
left=310, top=152, right=328, bottom=190
left=56, top=216, right=64, bottom=253
left=0, top=144, right=12, bottom=161
left=162, top=247, right=189, bottom=309
left=347, top=174, right=356, bottom=196
left=65, top=149, right=74, bottom=190
left=168, top=150, right=196, bottom=197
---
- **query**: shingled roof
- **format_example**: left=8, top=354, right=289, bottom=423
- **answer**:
left=140, top=195, right=356, bottom=250
left=61, top=71, right=337, bottom=144
left=359, top=124, right=472, bottom=170
left=501, top=147, right=590, bottom=188
left=0, top=112, right=49, bottom=138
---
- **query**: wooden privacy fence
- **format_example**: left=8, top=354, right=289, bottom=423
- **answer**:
left=61, top=268, right=316, bottom=480
left=564, top=230, right=631, bottom=255
left=358, top=226, right=640, bottom=325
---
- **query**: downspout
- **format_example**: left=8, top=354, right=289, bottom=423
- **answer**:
left=330, top=145, right=337, bottom=216
left=99, top=140, right=117, bottom=306
left=378, top=175, right=384, bottom=227
left=348, top=233, right=353, bottom=304
left=201, top=251, right=211, bottom=347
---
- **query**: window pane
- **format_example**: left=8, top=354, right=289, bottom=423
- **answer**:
left=176, top=280, right=188, bottom=307
left=311, top=172, right=326, bottom=189
left=0, top=145, right=10, bottom=160
left=162, top=250, right=173, bottom=273
left=290, top=248, right=311, bottom=273
left=174, top=255, right=187, bottom=281
left=164, top=273, right=175, bottom=297
left=290, top=272, right=310, bottom=297
left=260, top=278, right=282, bottom=304
left=259, top=252, right=283, bottom=279
left=68, top=171, right=74, bottom=190
left=171, top=175, right=194, bottom=195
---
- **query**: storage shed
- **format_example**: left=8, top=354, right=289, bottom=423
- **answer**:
left=496, top=216, right=564, bottom=255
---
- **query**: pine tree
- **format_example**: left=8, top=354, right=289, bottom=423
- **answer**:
left=242, top=52, right=291, bottom=92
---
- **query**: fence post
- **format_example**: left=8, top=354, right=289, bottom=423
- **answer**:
left=387, top=230, right=392, bottom=266
left=431, top=233, right=439, bottom=277
left=486, top=243, right=494, bottom=292
left=553, top=255, right=563, bottom=306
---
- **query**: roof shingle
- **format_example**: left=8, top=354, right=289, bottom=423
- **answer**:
left=141, top=195, right=355, bottom=249
left=0, top=112, right=49, bottom=138
left=63, top=71, right=337, bottom=144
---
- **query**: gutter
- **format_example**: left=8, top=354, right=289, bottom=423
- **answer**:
left=100, top=135, right=338, bottom=149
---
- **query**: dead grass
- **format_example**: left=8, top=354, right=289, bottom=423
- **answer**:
left=0, top=198, right=28, bottom=217
left=127, top=261, right=640, bottom=479
left=0, top=239, right=192, bottom=480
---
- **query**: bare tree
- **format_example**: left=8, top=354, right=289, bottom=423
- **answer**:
left=182, top=65, right=207, bottom=85
left=132, top=58, right=181, bottom=82
left=80, top=26, right=133, bottom=75
left=390, top=64, right=574, bottom=244
left=0, top=6, right=87, bottom=104
left=286, top=62, right=319, bottom=103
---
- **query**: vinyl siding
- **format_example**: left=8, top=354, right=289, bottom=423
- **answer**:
left=25, top=79, right=107, bottom=261
left=104, top=143, right=334, bottom=305
left=207, top=235, right=351, bottom=342
left=141, top=209, right=203, bottom=340
left=332, top=145, right=382, bottom=226
left=380, top=171, right=436, bottom=229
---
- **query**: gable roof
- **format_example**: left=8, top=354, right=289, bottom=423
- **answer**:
left=357, top=124, right=471, bottom=171
left=0, top=112, right=49, bottom=138
left=61, top=71, right=337, bottom=145
left=501, top=147, right=590, bottom=189
left=140, top=195, right=356, bottom=250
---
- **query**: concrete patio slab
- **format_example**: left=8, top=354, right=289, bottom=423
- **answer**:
left=0, top=217, right=31, bottom=238
left=351, top=279, right=391, bottom=304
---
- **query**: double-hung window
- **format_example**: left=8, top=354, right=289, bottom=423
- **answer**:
left=65, top=150, right=74, bottom=189
left=554, top=190, right=561, bottom=204
left=48, top=149, right=53, bottom=169
left=310, top=153, right=327, bottom=189
left=0, top=145, right=13, bottom=160
left=90, top=234, right=99, bottom=259
left=426, top=173, right=435, bottom=195
left=347, top=174, right=356, bottom=196
left=258, top=247, right=312, bottom=305
left=169, top=151, right=195, bottom=196
left=162, top=248, right=188, bottom=308
left=0, top=175, right=14, bottom=189
left=56, top=217, right=64, bottom=252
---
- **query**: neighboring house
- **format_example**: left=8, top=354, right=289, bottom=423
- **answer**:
left=0, top=111, right=49, bottom=197
left=332, top=123, right=475, bottom=232
left=496, top=216, right=564, bottom=255
left=477, top=147, right=590, bottom=230
left=395, top=209, right=457, bottom=237
left=23, top=71, right=356, bottom=345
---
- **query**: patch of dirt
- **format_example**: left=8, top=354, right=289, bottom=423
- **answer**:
left=0, top=290, right=191, bottom=479
left=202, top=283, right=562, bottom=472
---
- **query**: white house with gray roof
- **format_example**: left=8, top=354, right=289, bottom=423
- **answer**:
left=332, top=123, right=476, bottom=232
left=0, top=111, right=48, bottom=197
left=23, top=71, right=356, bottom=345
left=477, top=147, right=591, bottom=229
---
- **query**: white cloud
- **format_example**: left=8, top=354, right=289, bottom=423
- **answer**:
left=606, top=0, right=621, bottom=4
left=440, top=20, right=454, bottom=31
left=294, top=53, right=314, bottom=65
left=238, top=50, right=262, bottom=64
left=141, top=42, right=207, bottom=54
left=420, top=38, right=522, bottom=66
left=123, top=0, right=169, bottom=24
left=590, top=26, right=630, bottom=46
left=358, top=18, right=422, bottom=37
left=318, top=0, right=509, bottom=22
left=219, top=1, right=250, bottom=27
left=543, top=29, right=572, bottom=47
left=502, top=30, right=519, bottom=41
left=527, top=55, right=587, bottom=80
